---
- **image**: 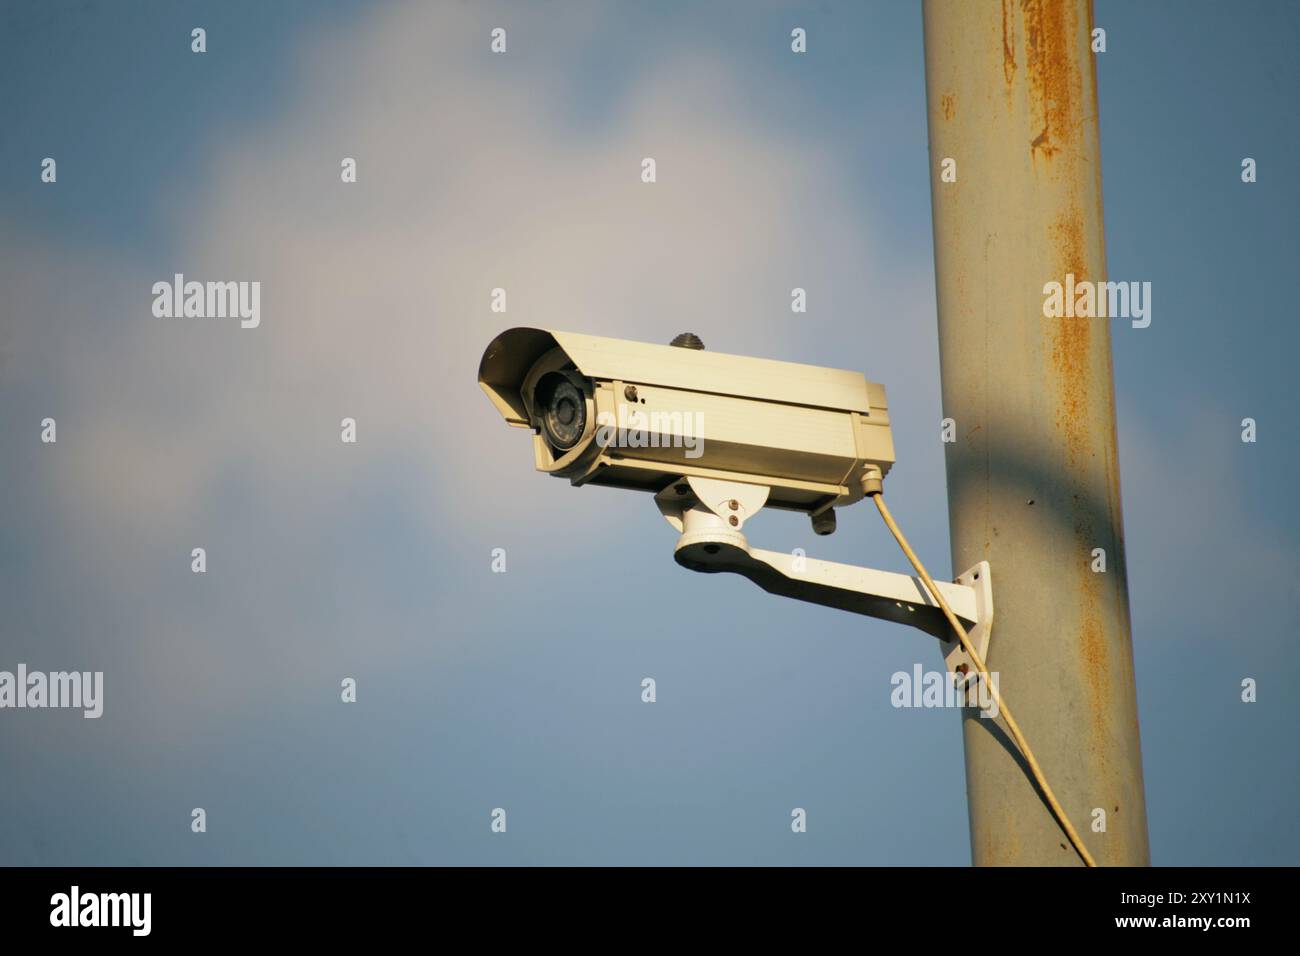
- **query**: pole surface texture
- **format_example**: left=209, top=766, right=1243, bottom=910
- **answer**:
left=922, top=0, right=1150, bottom=865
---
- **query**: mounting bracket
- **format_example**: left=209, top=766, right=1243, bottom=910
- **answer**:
left=654, top=476, right=993, bottom=682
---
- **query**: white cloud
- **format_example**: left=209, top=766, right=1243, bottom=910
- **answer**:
left=1, top=1, right=939, bottom=739
left=12, top=1, right=933, bottom=552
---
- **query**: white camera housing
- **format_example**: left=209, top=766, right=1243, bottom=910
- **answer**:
left=478, top=328, right=896, bottom=528
left=478, top=327, right=992, bottom=678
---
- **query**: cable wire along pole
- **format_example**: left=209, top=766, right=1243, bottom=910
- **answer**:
left=921, top=0, right=1150, bottom=865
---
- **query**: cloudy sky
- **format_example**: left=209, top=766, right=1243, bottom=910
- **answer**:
left=1, top=0, right=1296, bottom=865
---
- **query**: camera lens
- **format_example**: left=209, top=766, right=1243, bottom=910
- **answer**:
left=536, top=372, right=586, bottom=450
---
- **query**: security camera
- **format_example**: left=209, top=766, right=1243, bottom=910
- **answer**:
left=477, top=327, right=895, bottom=533
left=475, top=327, right=1096, bottom=860
left=478, top=326, right=992, bottom=682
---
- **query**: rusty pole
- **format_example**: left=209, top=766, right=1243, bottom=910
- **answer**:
left=921, top=0, right=1149, bottom=865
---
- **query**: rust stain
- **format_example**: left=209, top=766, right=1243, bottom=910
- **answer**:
left=1001, top=0, right=1017, bottom=86
left=1027, top=2, right=1122, bottom=841
left=1048, top=204, right=1091, bottom=460
left=1078, top=602, right=1111, bottom=749
left=1004, top=805, right=1022, bottom=863
left=1086, top=0, right=1102, bottom=134
left=1051, top=195, right=1114, bottom=803
left=940, top=92, right=956, bottom=121
left=1022, top=0, right=1083, bottom=163
left=1075, top=464, right=1117, bottom=795
left=1065, top=563, right=1115, bottom=866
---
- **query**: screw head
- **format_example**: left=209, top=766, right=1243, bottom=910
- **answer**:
left=624, top=385, right=638, bottom=402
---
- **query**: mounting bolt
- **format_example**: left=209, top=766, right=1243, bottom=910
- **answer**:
left=728, top=515, right=739, bottom=527
left=624, top=385, right=638, bottom=402
left=728, top=499, right=739, bottom=511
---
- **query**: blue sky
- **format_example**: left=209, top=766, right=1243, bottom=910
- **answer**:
left=1, top=0, right=1296, bottom=865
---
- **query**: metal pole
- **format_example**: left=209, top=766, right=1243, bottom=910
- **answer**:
left=921, top=0, right=1149, bottom=865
